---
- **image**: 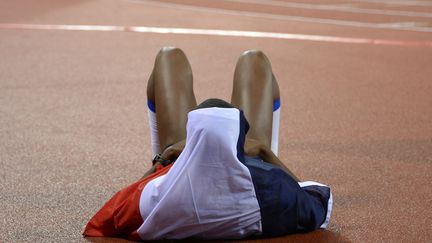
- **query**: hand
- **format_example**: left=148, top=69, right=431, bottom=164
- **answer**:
left=244, top=138, right=264, bottom=157
left=245, top=138, right=300, bottom=182
left=161, top=140, right=186, bottom=161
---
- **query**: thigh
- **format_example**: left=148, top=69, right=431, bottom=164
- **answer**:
left=231, top=50, right=277, bottom=147
left=149, top=47, right=197, bottom=150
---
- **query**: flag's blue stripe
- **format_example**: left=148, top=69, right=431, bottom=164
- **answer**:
left=242, top=156, right=330, bottom=236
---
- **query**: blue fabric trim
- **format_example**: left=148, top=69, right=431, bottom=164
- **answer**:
left=147, top=99, right=156, bottom=112
left=273, top=99, right=280, bottom=111
left=236, top=111, right=249, bottom=163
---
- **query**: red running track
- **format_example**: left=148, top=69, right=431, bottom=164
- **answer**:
left=0, top=0, right=431, bottom=242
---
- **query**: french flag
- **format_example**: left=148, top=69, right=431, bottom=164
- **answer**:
left=84, top=108, right=332, bottom=240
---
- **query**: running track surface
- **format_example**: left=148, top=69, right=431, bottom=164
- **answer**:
left=1, top=0, right=431, bottom=242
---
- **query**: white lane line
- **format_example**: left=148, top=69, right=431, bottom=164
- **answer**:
left=354, top=0, right=432, bottom=7
left=227, top=0, right=432, bottom=18
left=1, top=23, right=431, bottom=48
left=130, top=0, right=432, bottom=32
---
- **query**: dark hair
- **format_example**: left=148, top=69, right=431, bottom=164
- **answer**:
left=195, top=98, right=236, bottom=110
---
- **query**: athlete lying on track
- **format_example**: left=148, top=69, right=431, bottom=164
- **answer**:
left=83, top=47, right=332, bottom=240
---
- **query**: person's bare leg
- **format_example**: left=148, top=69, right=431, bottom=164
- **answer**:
left=231, top=50, right=276, bottom=147
left=270, top=73, right=281, bottom=154
left=272, top=73, right=280, bottom=103
left=147, top=47, right=197, bottom=151
left=231, top=50, right=298, bottom=180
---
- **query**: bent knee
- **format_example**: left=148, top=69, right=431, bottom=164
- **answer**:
left=236, top=49, right=272, bottom=73
left=156, top=46, right=186, bottom=59
left=239, top=49, right=269, bottom=63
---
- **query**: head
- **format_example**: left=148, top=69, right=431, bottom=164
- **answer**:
left=192, top=99, right=250, bottom=158
left=187, top=99, right=250, bottom=162
left=194, top=98, right=249, bottom=136
left=194, top=98, right=236, bottom=110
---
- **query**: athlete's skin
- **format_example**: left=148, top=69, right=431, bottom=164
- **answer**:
left=144, top=47, right=299, bottom=181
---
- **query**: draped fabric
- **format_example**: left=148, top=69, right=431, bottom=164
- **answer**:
left=242, top=156, right=332, bottom=236
left=83, top=164, right=173, bottom=240
left=137, top=108, right=262, bottom=240
left=84, top=107, right=332, bottom=241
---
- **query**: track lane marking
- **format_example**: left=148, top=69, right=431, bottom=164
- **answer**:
left=1, top=23, right=431, bottom=48
left=227, top=0, right=432, bottom=18
left=130, top=0, right=432, bottom=33
left=354, top=0, right=432, bottom=7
